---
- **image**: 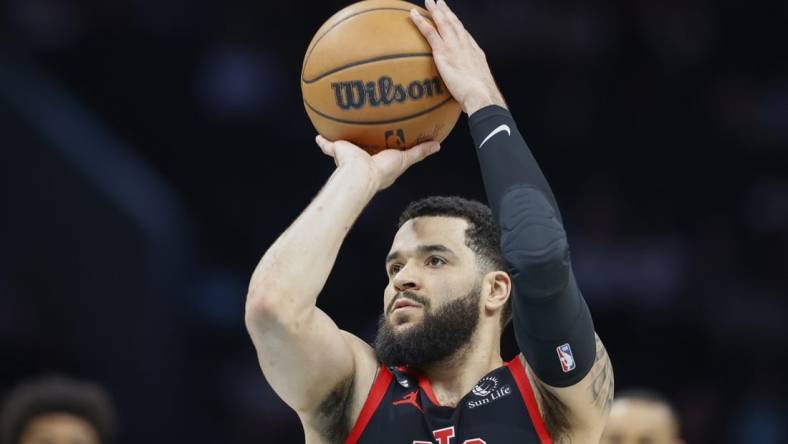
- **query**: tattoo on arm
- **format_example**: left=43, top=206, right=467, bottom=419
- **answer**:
left=589, top=334, right=614, bottom=415
left=523, top=334, right=614, bottom=441
left=534, top=380, right=571, bottom=441
left=522, top=357, right=571, bottom=441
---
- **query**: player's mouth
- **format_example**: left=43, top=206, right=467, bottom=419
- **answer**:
left=392, top=299, right=421, bottom=312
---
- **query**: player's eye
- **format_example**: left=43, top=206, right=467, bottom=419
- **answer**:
left=388, top=263, right=403, bottom=276
left=426, top=256, right=447, bottom=267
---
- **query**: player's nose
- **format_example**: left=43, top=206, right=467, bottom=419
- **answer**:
left=392, top=263, right=421, bottom=292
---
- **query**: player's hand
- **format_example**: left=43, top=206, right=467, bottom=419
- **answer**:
left=410, top=0, right=507, bottom=115
left=315, top=136, right=440, bottom=191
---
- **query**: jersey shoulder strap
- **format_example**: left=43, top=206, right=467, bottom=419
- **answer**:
left=345, top=364, right=393, bottom=444
left=505, top=355, right=553, bottom=444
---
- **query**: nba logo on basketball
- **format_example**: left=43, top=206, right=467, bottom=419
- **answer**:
left=556, top=343, right=576, bottom=373
left=385, top=129, right=406, bottom=148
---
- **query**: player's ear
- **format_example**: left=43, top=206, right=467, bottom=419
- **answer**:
left=482, top=270, right=510, bottom=314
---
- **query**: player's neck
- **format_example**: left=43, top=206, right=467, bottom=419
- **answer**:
left=422, top=324, right=503, bottom=407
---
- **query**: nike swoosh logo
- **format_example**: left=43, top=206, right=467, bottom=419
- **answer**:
left=479, top=124, right=511, bottom=148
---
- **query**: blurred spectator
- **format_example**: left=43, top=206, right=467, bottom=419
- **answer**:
left=0, top=376, right=117, bottom=444
left=601, top=388, right=683, bottom=444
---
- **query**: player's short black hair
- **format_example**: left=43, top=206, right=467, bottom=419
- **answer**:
left=0, top=375, right=117, bottom=444
left=398, top=196, right=512, bottom=326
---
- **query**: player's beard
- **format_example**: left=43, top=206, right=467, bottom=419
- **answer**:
left=373, top=284, right=481, bottom=369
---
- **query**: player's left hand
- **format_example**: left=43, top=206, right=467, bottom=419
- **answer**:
left=316, top=135, right=441, bottom=191
left=410, top=0, right=507, bottom=115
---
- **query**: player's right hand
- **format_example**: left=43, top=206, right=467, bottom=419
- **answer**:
left=315, top=135, right=440, bottom=191
left=410, top=0, right=507, bottom=115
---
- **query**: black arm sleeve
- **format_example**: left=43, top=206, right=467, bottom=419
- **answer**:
left=469, top=105, right=596, bottom=387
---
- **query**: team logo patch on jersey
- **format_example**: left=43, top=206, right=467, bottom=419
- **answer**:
left=557, top=343, right=576, bottom=373
left=395, top=374, right=411, bottom=388
left=390, top=367, right=412, bottom=388
left=471, top=376, right=499, bottom=397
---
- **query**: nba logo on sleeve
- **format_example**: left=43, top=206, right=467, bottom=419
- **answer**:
left=556, top=343, right=576, bottom=373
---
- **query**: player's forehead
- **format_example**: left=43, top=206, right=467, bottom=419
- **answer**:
left=389, top=216, right=470, bottom=256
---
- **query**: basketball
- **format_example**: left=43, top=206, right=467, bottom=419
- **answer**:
left=301, top=0, right=462, bottom=154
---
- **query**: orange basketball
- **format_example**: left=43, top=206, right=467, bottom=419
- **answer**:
left=301, top=0, right=462, bottom=154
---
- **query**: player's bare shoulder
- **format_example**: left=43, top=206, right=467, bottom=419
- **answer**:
left=300, top=331, right=378, bottom=444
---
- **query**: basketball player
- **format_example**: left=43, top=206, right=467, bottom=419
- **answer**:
left=245, top=0, right=614, bottom=442
left=0, top=375, right=117, bottom=444
left=601, top=389, right=684, bottom=444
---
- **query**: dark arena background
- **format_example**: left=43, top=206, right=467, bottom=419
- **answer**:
left=1, top=0, right=787, bottom=443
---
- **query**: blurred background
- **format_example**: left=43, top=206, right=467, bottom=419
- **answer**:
left=1, top=0, right=786, bottom=442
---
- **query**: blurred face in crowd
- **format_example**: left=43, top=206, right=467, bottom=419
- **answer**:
left=601, top=398, right=683, bottom=444
left=375, top=216, right=485, bottom=368
left=18, top=413, right=100, bottom=444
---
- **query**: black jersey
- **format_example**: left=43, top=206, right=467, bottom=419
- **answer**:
left=346, top=356, right=552, bottom=444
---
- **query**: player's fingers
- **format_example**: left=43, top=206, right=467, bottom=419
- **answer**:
left=315, top=135, right=335, bottom=157
left=436, top=0, right=465, bottom=37
left=423, top=0, right=437, bottom=14
left=424, top=0, right=458, bottom=41
left=403, top=141, right=441, bottom=167
left=410, top=9, right=444, bottom=50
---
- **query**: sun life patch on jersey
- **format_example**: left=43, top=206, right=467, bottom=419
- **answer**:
left=471, top=376, right=499, bottom=397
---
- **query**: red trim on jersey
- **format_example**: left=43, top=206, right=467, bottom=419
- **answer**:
left=416, top=373, right=441, bottom=406
left=396, top=366, right=442, bottom=407
left=345, top=365, right=394, bottom=444
left=505, top=356, right=553, bottom=444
